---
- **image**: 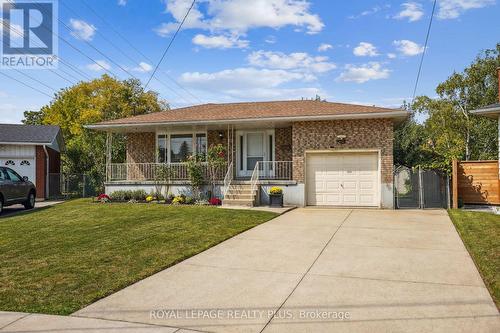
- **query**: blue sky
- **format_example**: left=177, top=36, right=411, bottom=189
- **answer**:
left=0, top=0, right=499, bottom=123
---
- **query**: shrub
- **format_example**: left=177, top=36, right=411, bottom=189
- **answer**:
left=209, top=197, right=222, bottom=206
left=172, top=196, right=185, bottom=205
left=184, top=196, right=194, bottom=205
left=195, top=199, right=209, bottom=205
left=110, top=190, right=147, bottom=201
left=97, top=194, right=110, bottom=203
left=131, top=190, right=147, bottom=201
left=269, top=187, right=283, bottom=195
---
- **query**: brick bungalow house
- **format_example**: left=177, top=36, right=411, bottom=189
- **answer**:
left=0, top=124, right=64, bottom=199
left=87, top=100, right=408, bottom=208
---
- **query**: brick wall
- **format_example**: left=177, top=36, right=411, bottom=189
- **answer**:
left=275, top=127, right=292, bottom=161
left=126, top=132, right=156, bottom=163
left=292, top=119, right=394, bottom=184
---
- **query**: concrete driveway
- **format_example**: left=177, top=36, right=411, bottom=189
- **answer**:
left=67, top=208, right=499, bottom=332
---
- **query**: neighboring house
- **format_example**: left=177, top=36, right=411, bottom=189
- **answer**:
left=87, top=100, right=408, bottom=208
left=0, top=124, right=64, bottom=199
left=457, top=68, right=500, bottom=206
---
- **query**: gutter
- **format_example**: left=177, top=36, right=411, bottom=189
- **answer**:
left=471, top=107, right=500, bottom=114
left=84, top=110, right=410, bottom=130
left=43, top=145, right=49, bottom=199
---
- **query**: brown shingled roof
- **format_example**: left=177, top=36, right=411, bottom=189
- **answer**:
left=91, top=100, right=404, bottom=126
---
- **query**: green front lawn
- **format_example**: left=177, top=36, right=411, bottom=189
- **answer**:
left=0, top=199, right=277, bottom=315
left=448, top=209, right=500, bottom=309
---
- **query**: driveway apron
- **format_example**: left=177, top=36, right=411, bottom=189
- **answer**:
left=73, top=208, right=500, bottom=333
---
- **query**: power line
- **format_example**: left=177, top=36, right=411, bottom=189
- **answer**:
left=60, top=1, right=193, bottom=105
left=23, top=2, right=120, bottom=77
left=145, top=0, right=196, bottom=89
left=80, top=0, right=203, bottom=104
left=0, top=71, right=53, bottom=98
left=412, top=0, right=437, bottom=102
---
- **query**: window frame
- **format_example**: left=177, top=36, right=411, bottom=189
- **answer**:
left=155, top=131, right=208, bottom=163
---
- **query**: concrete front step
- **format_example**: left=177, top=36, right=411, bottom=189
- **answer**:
left=222, top=198, right=255, bottom=206
left=224, top=194, right=255, bottom=200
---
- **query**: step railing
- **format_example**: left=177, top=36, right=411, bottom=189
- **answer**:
left=222, top=161, right=233, bottom=198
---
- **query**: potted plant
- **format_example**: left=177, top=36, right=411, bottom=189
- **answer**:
left=269, top=187, right=283, bottom=207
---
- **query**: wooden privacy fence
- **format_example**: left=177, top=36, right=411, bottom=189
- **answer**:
left=452, top=159, right=500, bottom=208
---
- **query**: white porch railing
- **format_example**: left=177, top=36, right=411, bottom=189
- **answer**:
left=255, top=161, right=293, bottom=180
left=106, top=161, right=292, bottom=182
left=249, top=161, right=293, bottom=193
left=106, top=162, right=226, bottom=182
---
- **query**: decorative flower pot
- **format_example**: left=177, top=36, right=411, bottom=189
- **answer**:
left=269, top=194, right=283, bottom=207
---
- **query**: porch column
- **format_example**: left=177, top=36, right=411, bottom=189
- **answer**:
left=106, top=132, right=112, bottom=181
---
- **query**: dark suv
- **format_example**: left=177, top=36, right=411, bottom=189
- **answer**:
left=0, top=167, right=36, bottom=214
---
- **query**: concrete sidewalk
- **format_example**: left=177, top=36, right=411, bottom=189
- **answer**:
left=0, top=311, right=199, bottom=332
left=70, top=208, right=499, bottom=333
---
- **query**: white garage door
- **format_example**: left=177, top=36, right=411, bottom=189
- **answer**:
left=0, top=158, right=36, bottom=183
left=306, top=152, right=379, bottom=207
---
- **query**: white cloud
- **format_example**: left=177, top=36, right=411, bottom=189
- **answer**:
left=348, top=6, right=381, bottom=19
left=179, top=67, right=323, bottom=100
left=0, top=19, right=24, bottom=41
left=179, top=68, right=311, bottom=90
left=393, top=39, right=424, bottom=56
left=132, top=62, right=153, bottom=73
left=69, top=19, right=96, bottom=41
left=437, top=0, right=495, bottom=19
left=265, top=35, right=277, bottom=44
left=318, top=43, right=333, bottom=52
left=353, top=42, right=379, bottom=57
left=86, top=60, right=111, bottom=72
left=192, top=33, right=249, bottom=49
left=247, top=50, right=336, bottom=73
left=156, top=0, right=324, bottom=38
left=337, top=62, right=390, bottom=83
left=118, top=0, right=127, bottom=5
left=387, top=53, right=397, bottom=59
left=394, top=2, right=424, bottom=22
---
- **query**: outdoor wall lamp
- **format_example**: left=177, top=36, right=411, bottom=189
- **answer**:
left=218, top=131, right=225, bottom=140
left=335, top=135, right=347, bottom=144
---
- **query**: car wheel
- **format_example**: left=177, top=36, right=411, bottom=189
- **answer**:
left=24, top=192, right=35, bottom=210
left=0, top=198, right=3, bottom=215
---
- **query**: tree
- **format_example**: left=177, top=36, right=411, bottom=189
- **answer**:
left=22, top=110, right=44, bottom=125
left=26, top=75, right=168, bottom=192
left=433, top=44, right=499, bottom=161
left=403, top=43, right=500, bottom=172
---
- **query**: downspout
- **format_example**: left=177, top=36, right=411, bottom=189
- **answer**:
left=43, top=145, right=49, bottom=199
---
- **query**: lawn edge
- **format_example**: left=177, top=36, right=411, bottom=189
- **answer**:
left=447, top=209, right=499, bottom=311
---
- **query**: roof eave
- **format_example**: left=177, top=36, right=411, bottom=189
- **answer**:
left=85, top=110, right=409, bottom=131
left=471, top=107, right=500, bottom=119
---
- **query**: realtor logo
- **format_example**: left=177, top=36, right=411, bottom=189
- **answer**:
left=1, top=0, right=58, bottom=69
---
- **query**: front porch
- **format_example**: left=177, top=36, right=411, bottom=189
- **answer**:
left=105, top=161, right=293, bottom=183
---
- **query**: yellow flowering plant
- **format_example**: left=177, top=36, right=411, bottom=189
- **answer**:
left=269, top=187, right=283, bottom=195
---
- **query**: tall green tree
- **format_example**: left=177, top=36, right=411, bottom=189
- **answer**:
left=434, top=44, right=500, bottom=160
left=25, top=75, right=168, bottom=190
left=399, top=43, right=500, bottom=172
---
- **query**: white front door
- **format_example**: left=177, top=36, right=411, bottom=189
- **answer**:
left=236, top=130, right=274, bottom=177
left=306, top=152, right=379, bottom=206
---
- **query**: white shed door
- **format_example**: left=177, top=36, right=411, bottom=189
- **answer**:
left=0, top=158, right=36, bottom=183
left=306, top=152, right=379, bottom=206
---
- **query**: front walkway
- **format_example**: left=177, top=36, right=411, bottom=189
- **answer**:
left=2, top=209, right=498, bottom=332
